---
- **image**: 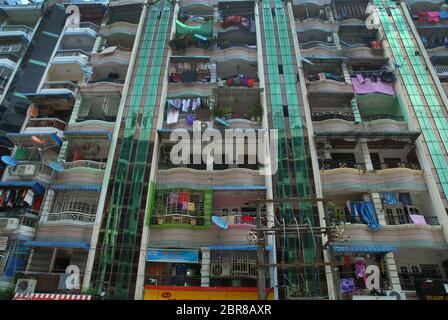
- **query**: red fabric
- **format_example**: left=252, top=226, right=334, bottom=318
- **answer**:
left=371, top=41, right=382, bottom=49
left=241, top=215, right=255, bottom=224
left=32, top=195, right=43, bottom=211
left=226, top=79, right=233, bottom=86
left=247, top=79, right=255, bottom=88
left=179, top=192, right=189, bottom=204
left=343, top=256, right=351, bottom=267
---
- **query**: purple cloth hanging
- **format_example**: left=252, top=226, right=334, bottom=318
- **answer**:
left=409, top=214, right=427, bottom=225
left=351, top=77, right=395, bottom=95
left=356, top=73, right=365, bottom=84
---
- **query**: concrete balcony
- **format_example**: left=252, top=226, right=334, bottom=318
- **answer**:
left=25, top=118, right=67, bottom=133
left=0, top=57, right=17, bottom=71
left=306, top=79, right=354, bottom=98
left=64, top=22, right=98, bottom=39
left=334, top=223, right=447, bottom=250
left=156, top=167, right=265, bottom=189
left=320, top=163, right=427, bottom=194
left=313, top=117, right=409, bottom=132
left=99, top=21, right=138, bottom=38
left=0, top=25, right=33, bottom=41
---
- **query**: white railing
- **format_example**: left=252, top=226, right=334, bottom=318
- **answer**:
left=0, top=25, right=33, bottom=35
left=46, top=211, right=96, bottom=223
left=63, top=160, right=107, bottom=170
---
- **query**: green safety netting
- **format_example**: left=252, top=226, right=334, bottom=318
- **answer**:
left=175, top=19, right=213, bottom=37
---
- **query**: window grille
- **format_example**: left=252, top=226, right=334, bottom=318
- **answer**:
left=210, top=250, right=257, bottom=278
left=51, top=191, right=99, bottom=215
left=153, top=189, right=204, bottom=217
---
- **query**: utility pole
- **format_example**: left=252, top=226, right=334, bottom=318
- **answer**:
left=256, top=203, right=266, bottom=300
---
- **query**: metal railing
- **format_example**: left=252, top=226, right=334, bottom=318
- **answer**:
left=361, top=114, right=405, bottom=122
left=42, top=81, right=79, bottom=92
left=385, top=213, right=439, bottom=226
left=373, top=162, right=421, bottom=170
left=0, top=25, right=33, bottom=35
left=27, top=118, right=67, bottom=131
left=46, top=211, right=96, bottom=223
left=63, top=160, right=107, bottom=170
left=319, top=160, right=366, bottom=170
left=299, top=41, right=336, bottom=50
left=66, top=22, right=99, bottom=32
left=54, top=49, right=91, bottom=58
left=151, top=214, right=204, bottom=225
left=0, top=43, right=23, bottom=54
left=312, top=112, right=355, bottom=122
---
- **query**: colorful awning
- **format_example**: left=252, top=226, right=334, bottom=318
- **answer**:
left=332, top=245, right=397, bottom=253
left=0, top=181, right=45, bottom=195
left=13, top=293, right=92, bottom=300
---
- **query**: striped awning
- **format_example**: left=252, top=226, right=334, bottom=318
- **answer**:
left=332, top=245, right=397, bottom=253
left=64, top=130, right=112, bottom=141
left=0, top=181, right=45, bottom=195
left=211, top=185, right=267, bottom=191
left=23, top=241, right=90, bottom=250
left=52, top=184, right=102, bottom=192
left=13, top=293, right=92, bottom=300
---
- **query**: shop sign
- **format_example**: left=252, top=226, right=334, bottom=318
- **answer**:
left=146, top=249, right=199, bottom=263
left=0, top=236, right=7, bottom=251
left=144, top=285, right=275, bottom=300
left=414, top=279, right=448, bottom=300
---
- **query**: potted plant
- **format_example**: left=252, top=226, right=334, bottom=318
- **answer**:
left=212, top=105, right=224, bottom=118
left=252, top=103, right=263, bottom=122
left=222, top=106, right=232, bottom=120
left=196, top=103, right=212, bottom=121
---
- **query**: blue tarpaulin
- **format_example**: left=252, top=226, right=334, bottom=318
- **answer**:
left=348, top=201, right=382, bottom=230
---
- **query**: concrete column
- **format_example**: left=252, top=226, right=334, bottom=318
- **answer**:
left=40, top=189, right=55, bottom=222
left=384, top=252, right=402, bottom=290
left=359, top=139, right=373, bottom=170
left=48, top=248, right=57, bottom=273
left=200, top=248, right=210, bottom=287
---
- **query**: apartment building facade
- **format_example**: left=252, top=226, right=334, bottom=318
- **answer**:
left=1, top=0, right=448, bottom=300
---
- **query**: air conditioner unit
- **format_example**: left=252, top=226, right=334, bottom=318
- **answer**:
left=386, top=290, right=406, bottom=300
left=15, top=164, right=37, bottom=177
left=14, top=279, right=37, bottom=294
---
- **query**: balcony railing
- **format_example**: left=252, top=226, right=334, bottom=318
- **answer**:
left=361, top=114, right=405, bottom=122
left=0, top=43, right=23, bottom=54
left=319, top=160, right=366, bottom=170
left=385, top=212, right=439, bottom=226
left=42, top=81, right=79, bottom=92
left=151, top=214, right=205, bottom=226
left=312, top=112, right=355, bottom=122
left=372, top=162, right=421, bottom=170
left=299, top=41, right=336, bottom=50
left=66, top=22, right=99, bottom=33
left=26, top=118, right=67, bottom=131
left=54, top=49, right=90, bottom=59
left=46, top=211, right=96, bottom=223
left=0, top=25, right=33, bottom=36
left=63, top=160, right=107, bottom=170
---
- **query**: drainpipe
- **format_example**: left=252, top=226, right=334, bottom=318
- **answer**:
left=81, top=3, right=148, bottom=291
left=286, top=1, right=336, bottom=300
left=133, top=1, right=180, bottom=301
left=254, top=1, right=278, bottom=300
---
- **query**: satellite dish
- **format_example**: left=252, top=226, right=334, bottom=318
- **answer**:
left=47, top=161, right=65, bottom=172
left=1, top=155, right=17, bottom=166
left=212, top=215, right=228, bottom=230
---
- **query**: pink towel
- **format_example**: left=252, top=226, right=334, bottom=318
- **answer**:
left=356, top=73, right=365, bottom=84
left=409, top=214, right=427, bottom=225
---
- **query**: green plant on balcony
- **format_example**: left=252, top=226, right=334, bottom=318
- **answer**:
left=250, top=103, right=263, bottom=122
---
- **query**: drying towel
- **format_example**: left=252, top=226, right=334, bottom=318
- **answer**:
left=427, top=11, right=440, bottom=22
left=169, top=192, right=179, bottom=205
left=24, top=189, right=35, bottom=207
left=241, top=215, right=255, bottom=224
left=167, top=108, right=179, bottom=124
left=409, top=214, right=427, bottom=225
left=356, top=73, right=365, bottom=84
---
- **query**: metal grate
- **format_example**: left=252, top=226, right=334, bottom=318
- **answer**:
left=154, top=189, right=205, bottom=217
left=210, top=250, right=257, bottom=278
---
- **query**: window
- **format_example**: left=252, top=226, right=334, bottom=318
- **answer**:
left=53, top=249, right=72, bottom=273
left=421, top=264, right=442, bottom=279
left=51, top=191, right=99, bottom=215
